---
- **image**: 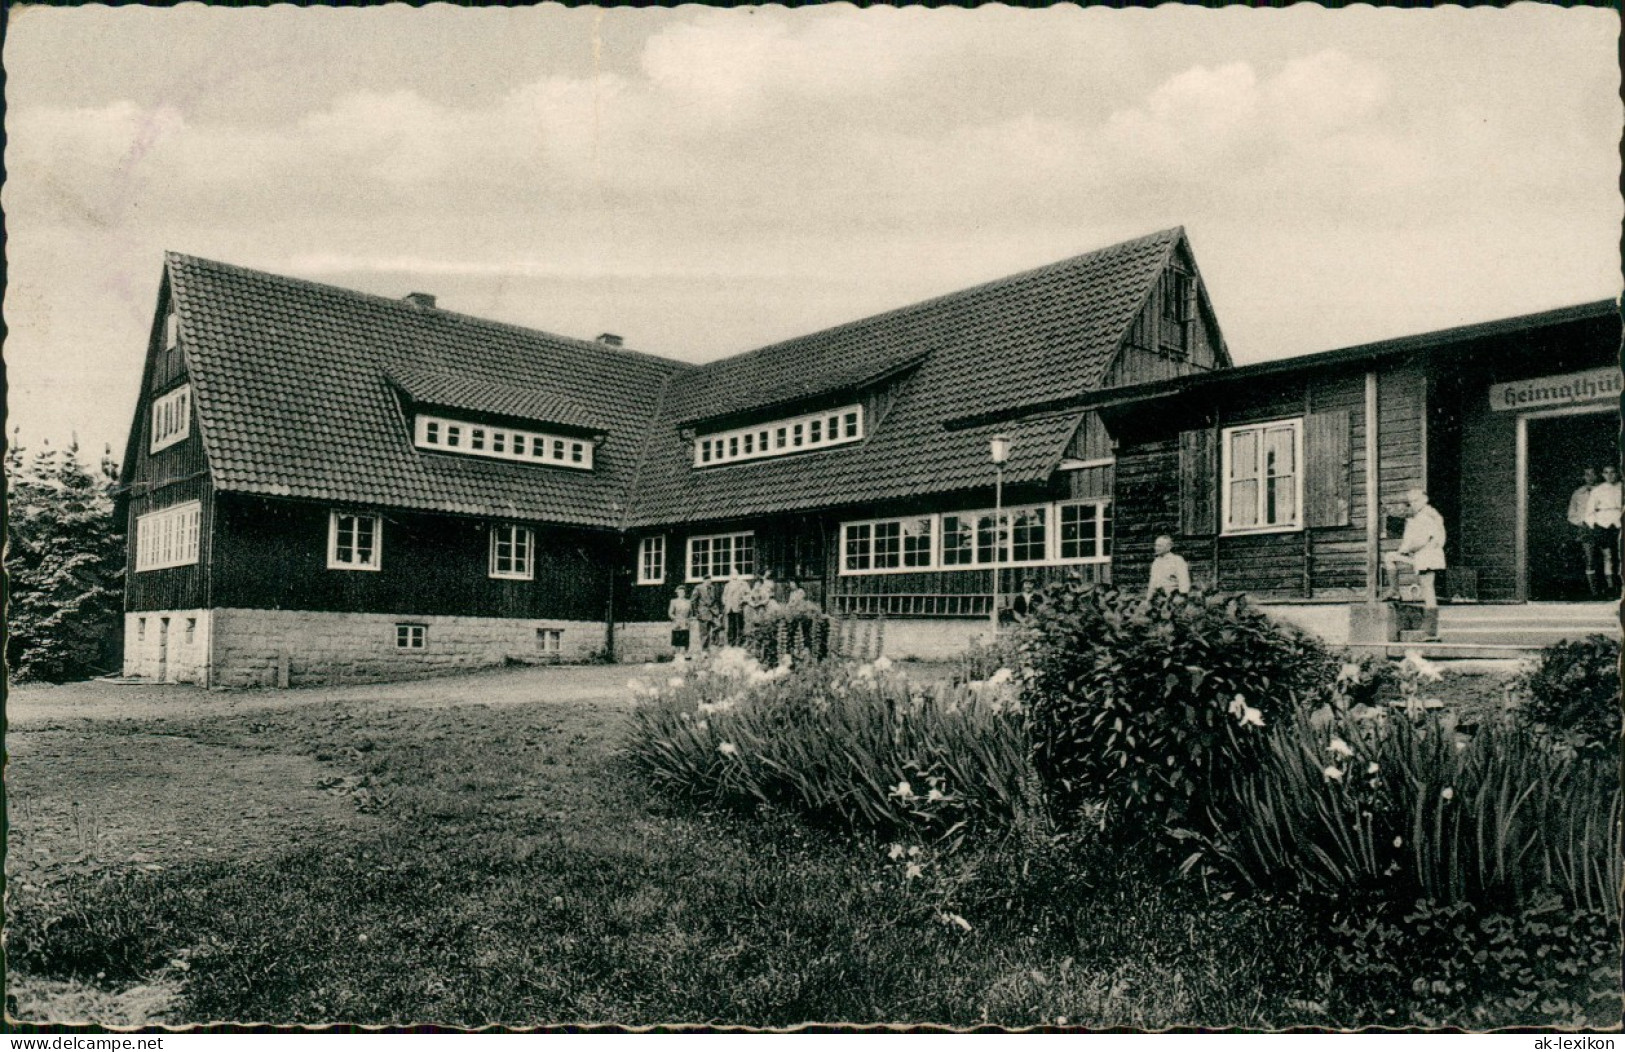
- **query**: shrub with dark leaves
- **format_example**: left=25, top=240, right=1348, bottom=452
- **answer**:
left=1513, top=634, right=1620, bottom=755
left=1020, top=583, right=1337, bottom=849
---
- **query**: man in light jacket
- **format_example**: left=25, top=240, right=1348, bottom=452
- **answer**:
left=1383, top=488, right=1446, bottom=608
left=1585, top=464, right=1622, bottom=595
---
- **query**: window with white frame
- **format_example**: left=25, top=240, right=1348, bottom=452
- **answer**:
left=686, top=531, right=756, bottom=581
left=489, top=524, right=535, bottom=580
left=150, top=385, right=192, bottom=453
left=842, top=516, right=934, bottom=573
left=1222, top=420, right=1303, bottom=534
left=1058, top=500, right=1112, bottom=561
left=414, top=413, right=593, bottom=470
left=328, top=511, right=382, bottom=570
left=396, top=623, right=426, bottom=650
left=838, top=501, right=1113, bottom=576
left=135, top=501, right=201, bottom=572
left=536, top=628, right=563, bottom=654
left=637, top=535, right=667, bottom=585
left=695, top=404, right=863, bottom=467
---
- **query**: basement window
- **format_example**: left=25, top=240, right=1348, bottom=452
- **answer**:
left=396, top=623, right=427, bottom=650
left=537, top=628, right=562, bottom=655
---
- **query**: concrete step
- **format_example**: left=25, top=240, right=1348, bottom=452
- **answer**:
left=1344, top=641, right=1549, bottom=660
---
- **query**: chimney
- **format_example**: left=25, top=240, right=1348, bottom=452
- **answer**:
left=404, top=292, right=437, bottom=309
left=596, top=332, right=623, bottom=347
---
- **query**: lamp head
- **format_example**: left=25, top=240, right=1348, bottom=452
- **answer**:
left=990, top=434, right=1012, bottom=465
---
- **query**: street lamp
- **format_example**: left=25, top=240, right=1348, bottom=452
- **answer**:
left=990, top=434, right=1011, bottom=634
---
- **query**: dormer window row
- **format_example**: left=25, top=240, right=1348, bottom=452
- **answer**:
left=414, top=413, right=594, bottom=470
left=695, top=404, right=863, bottom=467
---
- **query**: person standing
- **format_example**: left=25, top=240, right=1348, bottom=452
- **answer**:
left=667, top=585, right=693, bottom=655
left=1146, top=535, right=1192, bottom=597
left=691, top=579, right=720, bottom=650
left=1569, top=467, right=1601, bottom=596
left=1383, top=488, right=1446, bottom=608
left=721, top=571, right=751, bottom=647
left=1585, top=464, right=1622, bottom=595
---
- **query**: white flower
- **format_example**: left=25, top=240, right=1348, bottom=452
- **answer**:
left=905, top=863, right=923, bottom=880
left=1323, top=765, right=1345, bottom=782
left=1228, top=695, right=1248, bottom=718
left=1441, top=786, right=1454, bottom=801
left=1404, top=651, right=1444, bottom=682
left=1241, top=705, right=1265, bottom=728
left=1367, top=762, right=1380, bottom=775
left=718, top=741, right=739, bottom=757
left=1328, top=737, right=1353, bottom=757
left=891, top=780, right=915, bottom=800
left=989, top=667, right=1013, bottom=686
left=1393, top=836, right=1403, bottom=848
left=888, top=844, right=906, bottom=860
left=873, top=655, right=893, bottom=672
left=1337, top=662, right=1363, bottom=684
left=926, top=788, right=945, bottom=803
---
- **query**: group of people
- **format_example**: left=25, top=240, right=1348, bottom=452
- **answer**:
left=1567, top=464, right=1622, bottom=597
left=666, top=573, right=811, bottom=651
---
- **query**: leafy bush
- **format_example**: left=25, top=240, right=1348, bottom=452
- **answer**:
left=1207, top=709, right=1621, bottom=919
left=1513, top=634, right=1620, bottom=755
left=624, top=649, right=1031, bottom=845
left=5, top=439, right=126, bottom=681
left=1327, top=897, right=1619, bottom=1028
left=1020, top=584, right=1337, bottom=847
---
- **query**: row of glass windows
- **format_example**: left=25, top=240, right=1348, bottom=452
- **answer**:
left=841, top=501, right=1111, bottom=575
left=414, top=414, right=593, bottom=470
left=134, top=501, right=202, bottom=572
left=696, top=405, right=863, bottom=467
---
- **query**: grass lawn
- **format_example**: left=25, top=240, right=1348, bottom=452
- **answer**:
left=6, top=662, right=1601, bottom=1028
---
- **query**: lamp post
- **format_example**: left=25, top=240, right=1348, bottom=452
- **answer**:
left=989, top=434, right=1011, bottom=635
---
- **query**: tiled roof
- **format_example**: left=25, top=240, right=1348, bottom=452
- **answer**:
left=165, top=227, right=1183, bottom=531
left=169, top=253, right=688, bottom=528
left=384, top=363, right=608, bottom=433
left=627, top=227, right=1184, bottom=525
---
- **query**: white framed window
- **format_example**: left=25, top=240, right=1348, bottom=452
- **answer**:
left=537, top=628, right=563, bottom=655
left=414, top=413, right=594, bottom=470
left=489, top=524, right=535, bottom=580
left=135, top=501, right=201, bottom=572
left=1222, top=419, right=1303, bottom=534
left=694, top=403, right=864, bottom=467
left=328, top=511, right=382, bottom=570
left=1058, top=500, right=1112, bottom=562
left=396, top=623, right=426, bottom=650
left=164, top=311, right=181, bottom=352
left=150, top=385, right=192, bottom=453
left=686, top=531, right=756, bottom=582
left=941, top=504, right=1051, bottom=569
left=842, top=516, right=935, bottom=574
left=638, top=535, right=667, bottom=585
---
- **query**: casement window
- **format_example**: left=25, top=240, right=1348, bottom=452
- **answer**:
left=694, top=404, right=864, bottom=467
left=150, top=385, right=192, bottom=453
left=135, top=501, right=201, bottom=571
left=1221, top=420, right=1303, bottom=534
left=414, top=414, right=594, bottom=470
left=489, top=524, right=535, bottom=580
left=637, top=535, right=667, bottom=585
left=328, top=511, right=382, bottom=570
left=396, top=623, right=427, bottom=650
left=1058, top=501, right=1112, bottom=561
left=686, top=531, right=756, bottom=582
left=1159, top=268, right=1193, bottom=359
left=537, top=628, right=562, bottom=655
left=842, top=517, right=934, bottom=573
left=838, top=502, right=1112, bottom=576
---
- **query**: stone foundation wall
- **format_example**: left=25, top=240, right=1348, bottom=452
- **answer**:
left=123, top=610, right=212, bottom=684
left=209, top=608, right=609, bottom=688
left=614, top=621, right=676, bottom=664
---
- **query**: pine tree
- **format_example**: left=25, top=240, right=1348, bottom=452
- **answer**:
left=5, top=434, right=127, bottom=681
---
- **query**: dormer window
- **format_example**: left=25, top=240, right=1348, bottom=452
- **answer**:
left=694, top=403, right=864, bottom=467
left=414, top=413, right=594, bottom=470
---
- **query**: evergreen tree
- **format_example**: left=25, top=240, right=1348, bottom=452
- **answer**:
left=5, top=433, right=126, bottom=681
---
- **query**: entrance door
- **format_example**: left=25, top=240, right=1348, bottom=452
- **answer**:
left=1526, top=411, right=1618, bottom=600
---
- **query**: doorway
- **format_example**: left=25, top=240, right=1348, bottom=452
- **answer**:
left=1525, top=410, right=1618, bottom=601
left=157, top=617, right=171, bottom=682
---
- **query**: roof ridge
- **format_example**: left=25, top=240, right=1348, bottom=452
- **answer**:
left=162, top=250, right=696, bottom=375
left=683, top=226, right=1185, bottom=377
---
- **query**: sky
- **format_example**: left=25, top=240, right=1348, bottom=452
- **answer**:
left=5, top=3, right=1621, bottom=462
